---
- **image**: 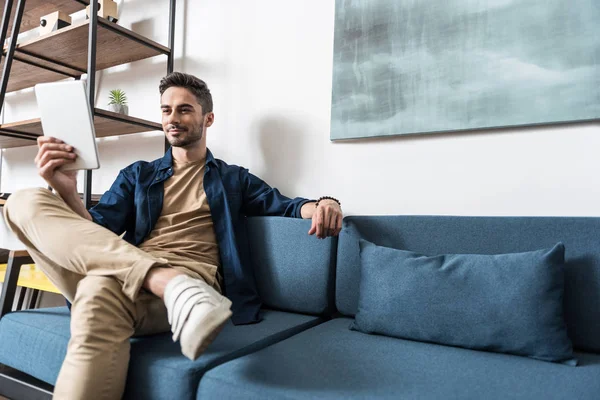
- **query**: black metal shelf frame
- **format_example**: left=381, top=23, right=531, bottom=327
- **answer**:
left=0, top=0, right=27, bottom=107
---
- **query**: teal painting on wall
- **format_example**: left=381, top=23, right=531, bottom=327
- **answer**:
left=331, top=0, right=600, bottom=140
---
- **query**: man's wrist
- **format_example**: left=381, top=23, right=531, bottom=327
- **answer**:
left=315, top=196, right=341, bottom=209
left=57, top=188, right=79, bottom=204
left=58, top=189, right=93, bottom=220
left=300, top=201, right=318, bottom=219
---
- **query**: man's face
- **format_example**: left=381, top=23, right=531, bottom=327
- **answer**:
left=161, top=87, right=207, bottom=148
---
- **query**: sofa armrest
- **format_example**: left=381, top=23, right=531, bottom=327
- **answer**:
left=0, top=250, right=33, bottom=318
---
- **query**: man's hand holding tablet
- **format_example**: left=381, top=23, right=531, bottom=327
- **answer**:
left=33, top=80, right=101, bottom=219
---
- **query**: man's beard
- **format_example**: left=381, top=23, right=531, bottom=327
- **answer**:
left=166, top=122, right=203, bottom=148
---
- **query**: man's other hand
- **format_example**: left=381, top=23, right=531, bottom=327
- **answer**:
left=308, top=199, right=342, bottom=239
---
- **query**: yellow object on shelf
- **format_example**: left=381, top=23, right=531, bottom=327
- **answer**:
left=0, top=263, right=61, bottom=294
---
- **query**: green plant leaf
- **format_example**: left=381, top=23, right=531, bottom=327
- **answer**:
left=108, top=89, right=128, bottom=105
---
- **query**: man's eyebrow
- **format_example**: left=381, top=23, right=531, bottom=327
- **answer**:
left=160, top=104, right=195, bottom=108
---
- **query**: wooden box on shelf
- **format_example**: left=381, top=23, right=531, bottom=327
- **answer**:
left=86, top=0, right=118, bottom=22
left=39, top=10, right=71, bottom=36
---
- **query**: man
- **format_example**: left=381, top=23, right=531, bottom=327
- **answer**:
left=3, top=72, right=342, bottom=399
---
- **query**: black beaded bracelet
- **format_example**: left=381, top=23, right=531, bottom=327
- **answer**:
left=315, top=196, right=341, bottom=208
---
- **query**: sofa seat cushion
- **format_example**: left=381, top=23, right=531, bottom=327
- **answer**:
left=0, top=306, right=323, bottom=400
left=198, top=318, right=600, bottom=400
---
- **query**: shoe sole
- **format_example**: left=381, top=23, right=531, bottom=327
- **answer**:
left=181, top=297, right=233, bottom=361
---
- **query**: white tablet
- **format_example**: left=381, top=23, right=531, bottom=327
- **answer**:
left=35, top=80, right=100, bottom=170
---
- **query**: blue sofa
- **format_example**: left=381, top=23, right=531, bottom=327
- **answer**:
left=1, top=216, right=600, bottom=399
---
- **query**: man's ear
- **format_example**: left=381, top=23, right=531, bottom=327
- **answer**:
left=204, top=112, right=215, bottom=128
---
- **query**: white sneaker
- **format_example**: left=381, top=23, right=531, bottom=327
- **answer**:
left=164, top=275, right=232, bottom=360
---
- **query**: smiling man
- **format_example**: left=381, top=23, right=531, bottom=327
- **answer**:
left=3, top=72, right=342, bottom=400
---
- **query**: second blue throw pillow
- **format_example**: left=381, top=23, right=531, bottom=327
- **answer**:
left=351, top=240, right=576, bottom=365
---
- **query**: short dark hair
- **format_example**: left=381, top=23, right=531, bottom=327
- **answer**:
left=159, top=72, right=213, bottom=114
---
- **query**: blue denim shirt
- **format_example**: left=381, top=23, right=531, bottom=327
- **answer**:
left=88, top=148, right=311, bottom=324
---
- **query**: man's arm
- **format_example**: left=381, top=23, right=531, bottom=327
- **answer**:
left=239, top=168, right=310, bottom=218
left=60, top=191, right=92, bottom=221
left=239, top=168, right=342, bottom=239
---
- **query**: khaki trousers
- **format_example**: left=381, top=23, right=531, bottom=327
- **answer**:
left=3, top=188, right=204, bottom=400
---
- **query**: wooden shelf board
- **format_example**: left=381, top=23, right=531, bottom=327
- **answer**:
left=0, top=57, right=74, bottom=93
left=15, top=17, right=169, bottom=71
left=1, top=117, right=44, bottom=135
left=0, top=117, right=40, bottom=146
left=3, top=18, right=168, bottom=94
left=0, top=0, right=89, bottom=35
left=0, top=109, right=161, bottom=148
left=0, top=133, right=38, bottom=148
left=93, top=109, right=162, bottom=137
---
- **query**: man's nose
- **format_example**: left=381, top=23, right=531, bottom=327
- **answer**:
left=167, top=112, right=180, bottom=125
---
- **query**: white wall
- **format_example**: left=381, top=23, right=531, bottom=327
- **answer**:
left=2, top=0, right=599, bottom=217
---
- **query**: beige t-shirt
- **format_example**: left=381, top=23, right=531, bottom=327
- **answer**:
left=139, top=158, right=220, bottom=288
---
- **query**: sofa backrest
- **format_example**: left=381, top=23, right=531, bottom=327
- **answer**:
left=245, top=217, right=337, bottom=316
left=337, top=215, right=600, bottom=352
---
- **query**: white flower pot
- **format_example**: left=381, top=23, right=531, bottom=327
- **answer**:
left=108, top=104, right=129, bottom=115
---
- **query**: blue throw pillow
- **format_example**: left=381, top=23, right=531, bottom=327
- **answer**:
left=351, top=240, right=576, bottom=365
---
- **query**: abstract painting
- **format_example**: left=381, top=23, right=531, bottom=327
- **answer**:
left=331, top=0, right=600, bottom=140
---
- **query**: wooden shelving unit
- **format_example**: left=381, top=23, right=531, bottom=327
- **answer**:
left=3, top=17, right=170, bottom=93
left=0, top=0, right=176, bottom=210
left=0, top=9, right=171, bottom=150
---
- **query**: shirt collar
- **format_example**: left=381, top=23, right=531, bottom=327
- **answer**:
left=158, top=147, right=216, bottom=171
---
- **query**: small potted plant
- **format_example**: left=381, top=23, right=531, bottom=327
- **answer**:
left=108, top=89, right=128, bottom=115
